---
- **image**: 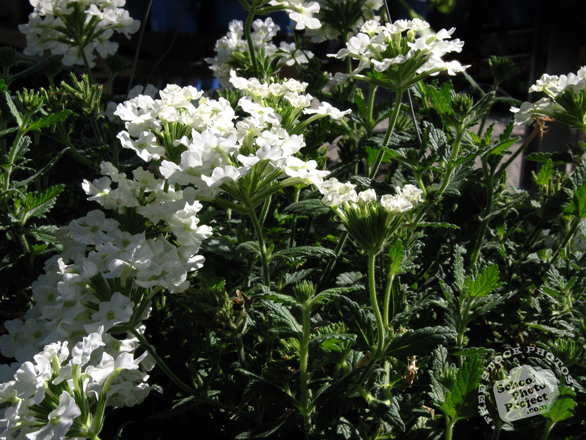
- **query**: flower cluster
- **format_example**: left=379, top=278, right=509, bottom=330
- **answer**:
left=19, top=0, right=140, bottom=67
left=318, top=179, right=423, bottom=254
left=306, top=0, right=383, bottom=42
left=114, top=77, right=338, bottom=202
left=206, top=17, right=313, bottom=87
left=268, top=0, right=322, bottom=30
left=0, top=328, right=150, bottom=440
left=331, top=18, right=466, bottom=89
left=511, top=66, right=586, bottom=129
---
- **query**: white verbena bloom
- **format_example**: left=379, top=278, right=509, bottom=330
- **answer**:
left=19, top=0, right=140, bottom=67
left=25, top=391, right=81, bottom=440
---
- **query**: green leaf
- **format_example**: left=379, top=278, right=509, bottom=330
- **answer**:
left=27, top=225, right=59, bottom=245
left=0, top=126, right=18, bottom=139
left=25, top=110, right=72, bottom=132
left=387, top=239, right=404, bottom=275
left=261, top=300, right=302, bottom=338
left=488, top=55, right=519, bottom=85
left=465, top=265, right=501, bottom=298
left=542, top=386, right=576, bottom=423
left=534, top=159, right=555, bottom=186
left=570, top=160, right=586, bottom=190
left=281, top=269, right=315, bottom=288
left=237, top=241, right=261, bottom=257
left=465, top=92, right=495, bottom=127
left=284, top=199, right=331, bottom=216
left=439, top=354, right=483, bottom=421
left=488, top=121, right=519, bottom=156
left=3, top=90, right=22, bottom=126
left=525, top=151, right=576, bottom=164
left=337, top=296, right=376, bottom=350
left=336, top=271, right=364, bottom=286
left=7, top=135, right=31, bottom=165
left=564, top=181, right=586, bottom=218
left=310, top=286, right=364, bottom=308
left=234, top=410, right=298, bottom=439
left=271, top=246, right=336, bottom=262
left=15, top=185, right=64, bottom=225
left=385, top=326, right=456, bottom=358
left=309, top=333, right=357, bottom=352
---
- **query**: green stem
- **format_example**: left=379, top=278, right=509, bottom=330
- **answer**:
left=368, top=252, right=385, bottom=356
left=249, top=206, right=271, bottom=286
left=551, top=216, right=582, bottom=265
left=477, top=82, right=498, bottom=137
left=299, top=301, right=312, bottom=438
left=436, top=125, right=466, bottom=196
left=445, top=418, right=456, bottom=440
left=496, top=125, right=538, bottom=180
left=469, top=161, right=494, bottom=267
left=382, top=272, right=395, bottom=327
left=366, top=83, right=378, bottom=137
left=368, top=88, right=404, bottom=179
left=244, top=3, right=259, bottom=78
left=541, top=419, right=555, bottom=440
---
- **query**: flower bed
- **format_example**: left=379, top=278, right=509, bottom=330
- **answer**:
left=1, top=1, right=585, bottom=439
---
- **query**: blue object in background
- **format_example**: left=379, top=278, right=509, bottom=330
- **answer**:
left=200, top=0, right=291, bottom=34
left=388, top=0, right=428, bottom=21
left=150, top=0, right=201, bottom=34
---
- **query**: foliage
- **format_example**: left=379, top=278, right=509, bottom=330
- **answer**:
left=1, top=2, right=586, bottom=440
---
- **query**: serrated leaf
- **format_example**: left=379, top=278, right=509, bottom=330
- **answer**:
left=237, top=241, right=261, bottom=257
left=453, top=246, right=466, bottom=291
left=284, top=199, right=331, bottom=216
left=309, top=333, right=357, bottom=352
left=534, top=159, right=555, bottom=186
left=270, top=246, right=336, bottom=262
left=27, top=225, right=59, bottom=245
left=385, top=326, right=456, bottom=358
left=337, top=296, right=376, bottom=350
left=524, top=323, right=574, bottom=338
left=336, top=271, right=364, bottom=286
left=0, top=126, right=18, bottom=139
left=465, top=265, right=500, bottom=298
left=25, top=110, right=72, bottom=132
left=564, top=181, right=586, bottom=218
left=570, top=161, right=586, bottom=190
left=387, top=240, right=404, bottom=275
left=282, top=269, right=315, bottom=288
left=261, top=300, right=302, bottom=338
left=3, top=90, right=22, bottom=126
left=465, top=92, right=495, bottom=128
left=260, top=293, right=299, bottom=307
left=542, top=386, right=576, bottom=423
left=234, top=410, right=298, bottom=439
left=369, top=398, right=405, bottom=431
left=16, top=185, right=64, bottom=225
left=439, top=354, right=483, bottom=421
left=310, top=286, right=364, bottom=308
left=7, top=135, right=31, bottom=166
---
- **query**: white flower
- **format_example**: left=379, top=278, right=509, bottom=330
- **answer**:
left=380, top=194, right=413, bottom=213
left=84, top=293, right=134, bottom=334
left=398, top=184, right=423, bottom=204
left=304, top=102, right=352, bottom=120
left=25, top=391, right=81, bottom=440
left=19, top=0, right=140, bottom=67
